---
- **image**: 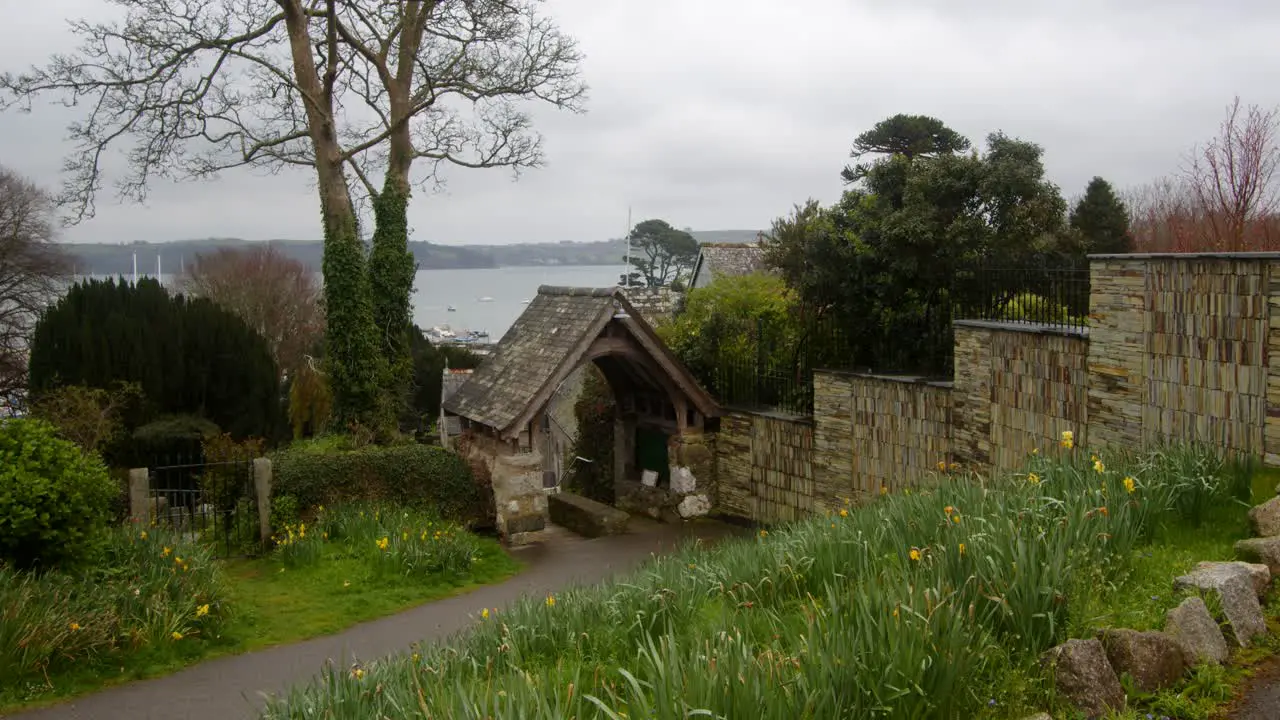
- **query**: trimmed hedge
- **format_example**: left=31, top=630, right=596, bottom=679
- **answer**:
left=271, top=443, right=488, bottom=525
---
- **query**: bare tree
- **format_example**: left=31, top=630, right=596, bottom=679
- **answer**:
left=0, top=168, right=70, bottom=408
left=0, top=0, right=586, bottom=425
left=1182, top=96, right=1280, bottom=251
left=178, top=245, right=323, bottom=374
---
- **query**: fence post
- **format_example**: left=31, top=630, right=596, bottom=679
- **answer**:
left=253, top=457, right=272, bottom=546
left=128, top=467, right=150, bottom=523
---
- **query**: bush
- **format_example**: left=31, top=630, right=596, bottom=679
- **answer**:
left=271, top=442, right=486, bottom=524
left=565, top=367, right=616, bottom=504
left=0, top=419, right=117, bottom=569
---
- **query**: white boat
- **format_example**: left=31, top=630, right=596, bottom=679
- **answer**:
left=477, top=296, right=495, bottom=303
left=447, top=305, right=457, bottom=312
left=520, top=299, right=530, bottom=304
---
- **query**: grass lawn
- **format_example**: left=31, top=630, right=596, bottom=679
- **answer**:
left=221, top=536, right=519, bottom=650
left=0, top=507, right=521, bottom=714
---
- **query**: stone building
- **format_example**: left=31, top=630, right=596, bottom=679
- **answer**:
left=442, top=285, right=720, bottom=543
left=688, top=240, right=768, bottom=289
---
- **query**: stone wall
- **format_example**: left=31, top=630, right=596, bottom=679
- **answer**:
left=1088, top=255, right=1279, bottom=459
left=954, top=322, right=1090, bottom=470
left=706, top=254, right=1280, bottom=525
left=713, top=411, right=814, bottom=523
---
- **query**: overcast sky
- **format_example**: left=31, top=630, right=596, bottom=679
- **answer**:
left=1, top=0, right=1277, bottom=245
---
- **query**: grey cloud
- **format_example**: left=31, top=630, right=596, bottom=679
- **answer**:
left=1, top=0, right=1278, bottom=244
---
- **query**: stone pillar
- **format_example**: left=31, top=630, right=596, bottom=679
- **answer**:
left=491, top=450, right=547, bottom=545
left=668, top=430, right=713, bottom=518
left=253, top=458, right=272, bottom=546
left=1268, top=260, right=1280, bottom=466
left=1086, top=258, right=1147, bottom=451
left=952, top=325, right=993, bottom=468
left=128, top=467, right=150, bottom=523
left=811, top=371, right=853, bottom=512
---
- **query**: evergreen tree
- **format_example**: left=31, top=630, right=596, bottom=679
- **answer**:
left=1069, top=177, right=1133, bottom=254
left=28, top=278, right=281, bottom=439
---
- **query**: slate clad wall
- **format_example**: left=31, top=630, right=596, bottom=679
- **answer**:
left=713, top=411, right=813, bottom=523
left=712, top=254, right=1280, bottom=525
left=951, top=324, right=1090, bottom=470
left=1142, top=258, right=1267, bottom=455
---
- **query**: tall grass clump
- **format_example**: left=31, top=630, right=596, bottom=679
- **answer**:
left=0, top=524, right=229, bottom=690
left=262, top=439, right=1253, bottom=720
left=271, top=503, right=479, bottom=578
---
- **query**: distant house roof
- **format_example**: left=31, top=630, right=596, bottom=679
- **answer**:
left=442, top=285, right=719, bottom=438
left=690, top=241, right=768, bottom=288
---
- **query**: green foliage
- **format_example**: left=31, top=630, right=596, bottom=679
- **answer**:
left=320, top=198, right=384, bottom=431
left=0, top=419, right=116, bottom=569
left=199, top=433, right=265, bottom=519
left=0, top=525, right=228, bottom=699
left=841, top=112, right=972, bottom=183
left=403, top=327, right=482, bottom=435
left=28, top=382, right=143, bottom=455
left=1069, top=176, right=1133, bottom=254
left=368, top=184, right=418, bottom=426
left=660, top=272, right=799, bottom=382
left=288, top=363, right=332, bottom=440
left=271, top=442, right=487, bottom=524
left=28, top=277, right=281, bottom=440
left=120, top=414, right=220, bottom=467
left=621, top=219, right=699, bottom=288
left=262, top=443, right=1253, bottom=719
left=999, top=293, right=1078, bottom=325
left=765, top=119, right=1077, bottom=375
left=565, top=367, right=616, bottom=504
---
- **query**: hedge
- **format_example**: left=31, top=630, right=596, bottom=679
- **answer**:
left=270, top=443, right=489, bottom=525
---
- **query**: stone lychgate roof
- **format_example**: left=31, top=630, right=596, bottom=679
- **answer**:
left=443, top=285, right=718, bottom=437
left=691, top=242, right=768, bottom=286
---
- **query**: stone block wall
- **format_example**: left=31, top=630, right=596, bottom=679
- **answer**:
left=1088, top=255, right=1279, bottom=460
left=952, top=322, right=1090, bottom=470
left=713, top=411, right=814, bottom=523
left=844, top=373, right=953, bottom=494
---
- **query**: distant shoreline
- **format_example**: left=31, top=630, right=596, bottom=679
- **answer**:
left=59, top=231, right=761, bottom=276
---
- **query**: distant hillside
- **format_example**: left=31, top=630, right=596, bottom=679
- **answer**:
left=62, top=229, right=765, bottom=275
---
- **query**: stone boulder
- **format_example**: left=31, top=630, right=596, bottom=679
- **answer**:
left=548, top=491, right=630, bottom=538
left=1235, top=536, right=1280, bottom=579
left=1165, top=596, right=1229, bottom=665
left=1098, top=628, right=1187, bottom=693
left=676, top=493, right=711, bottom=519
left=1195, top=561, right=1271, bottom=599
left=1173, top=565, right=1266, bottom=647
left=670, top=466, right=696, bottom=494
left=1040, top=639, right=1124, bottom=719
left=1248, top=496, right=1280, bottom=537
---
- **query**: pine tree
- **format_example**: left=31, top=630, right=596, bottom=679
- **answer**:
left=1069, top=177, right=1133, bottom=254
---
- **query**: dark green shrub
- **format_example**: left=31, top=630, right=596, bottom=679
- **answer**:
left=271, top=442, right=487, bottom=524
left=0, top=419, right=116, bottom=569
left=119, top=415, right=220, bottom=467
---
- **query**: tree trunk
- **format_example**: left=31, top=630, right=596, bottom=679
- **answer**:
left=280, top=0, right=383, bottom=427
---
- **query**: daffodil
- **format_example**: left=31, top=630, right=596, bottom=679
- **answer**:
left=1123, top=476, right=1136, bottom=494
left=879, top=484, right=888, bottom=495
left=937, top=461, right=947, bottom=471
left=952, top=514, right=961, bottom=524
left=171, top=631, right=183, bottom=640
left=481, top=608, right=490, bottom=620
left=352, top=667, right=365, bottom=680
left=944, top=506, right=955, bottom=515
left=1028, top=472, right=1041, bottom=485
left=140, top=531, right=148, bottom=540
left=196, top=604, right=210, bottom=618
left=759, top=529, right=768, bottom=538
left=69, top=622, right=81, bottom=632
left=1093, top=459, right=1105, bottom=474
left=376, top=536, right=390, bottom=551
left=958, top=543, right=966, bottom=556
left=162, top=546, right=172, bottom=557
left=909, top=548, right=921, bottom=562
left=838, top=508, right=848, bottom=517
left=1060, top=430, right=1074, bottom=449
left=545, top=595, right=556, bottom=607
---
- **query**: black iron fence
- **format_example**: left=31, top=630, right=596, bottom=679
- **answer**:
left=956, top=262, right=1091, bottom=331
left=704, top=260, right=1091, bottom=415
left=148, top=454, right=262, bottom=558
